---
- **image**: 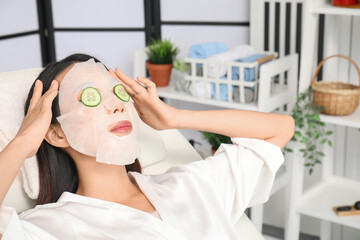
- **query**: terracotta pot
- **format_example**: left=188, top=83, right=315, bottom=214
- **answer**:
left=146, top=60, right=173, bottom=87
left=211, top=148, right=217, bottom=155
left=332, top=0, right=357, bottom=6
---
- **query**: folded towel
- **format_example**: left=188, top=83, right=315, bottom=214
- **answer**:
left=210, top=54, right=270, bottom=101
left=233, top=86, right=255, bottom=103
left=188, top=42, right=227, bottom=59
left=0, top=70, right=42, bottom=199
left=187, top=64, right=213, bottom=99
left=231, top=54, right=268, bottom=81
left=207, top=45, right=256, bottom=78
left=211, top=83, right=233, bottom=101
left=190, top=81, right=212, bottom=99
left=210, top=84, right=255, bottom=102
left=188, top=42, right=228, bottom=99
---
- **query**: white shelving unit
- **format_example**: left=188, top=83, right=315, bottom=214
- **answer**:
left=319, top=107, right=360, bottom=128
left=156, top=83, right=288, bottom=111
left=312, top=4, right=360, bottom=16
left=297, top=176, right=360, bottom=230
left=287, top=2, right=360, bottom=240
left=134, top=47, right=298, bottom=113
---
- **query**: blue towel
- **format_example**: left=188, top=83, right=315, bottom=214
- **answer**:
left=211, top=84, right=235, bottom=101
left=231, top=54, right=267, bottom=81
left=211, top=54, right=268, bottom=101
left=188, top=42, right=227, bottom=59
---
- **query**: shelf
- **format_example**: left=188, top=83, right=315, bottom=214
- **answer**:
left=312, top=4, right=360, bottom=16
left=319, top=107, right=360, bottom=128
left=157, top=86, right=257, bottom=110
left=156, top=84, right=287, bottom=111
left=297, top=176, right=360, bottom=229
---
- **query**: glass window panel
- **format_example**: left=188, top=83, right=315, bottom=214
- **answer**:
left=52, top=0, right=144, bottom=28
left=0, top=35, right=42, bottom=72
left=55, top=31, right=145, bottom=76
left=0, top=0, right=38, bottom=36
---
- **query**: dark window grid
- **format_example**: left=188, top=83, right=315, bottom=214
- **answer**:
left=35, top=0, right=152, bottom=65
left=0, top=30, right=39, bottom=40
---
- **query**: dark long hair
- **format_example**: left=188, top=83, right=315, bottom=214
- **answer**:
left=24, top=53, right=142, bottom=205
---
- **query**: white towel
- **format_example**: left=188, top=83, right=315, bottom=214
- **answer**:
left=207, top=45, right=256, bottom=78
left=0, top=69, right=42, bottom=199
left=189, top=81, right=212, bottom=99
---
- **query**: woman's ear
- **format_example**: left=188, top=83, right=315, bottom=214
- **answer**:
left=44, top=124, right=70, bottom=148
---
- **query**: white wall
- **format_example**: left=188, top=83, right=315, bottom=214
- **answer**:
left=55, top=31, right=145, bottom=73
left=0, top=35, right=42, bottom=72
left=52, top=0, right=144, bottom=28
left=52, top=0, right=145, bottom=75
left=161, top=0, right=249, bottom=22
left=0, top=0, right=42, bottom=72
left=161, top=0, right=249, bottom=59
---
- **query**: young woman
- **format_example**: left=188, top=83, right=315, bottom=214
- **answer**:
left=0, top=53, right=294, bottom=239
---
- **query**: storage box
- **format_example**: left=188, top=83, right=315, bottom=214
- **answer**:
left=184, top=52, right=277, bottom=104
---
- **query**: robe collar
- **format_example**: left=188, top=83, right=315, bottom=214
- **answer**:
left=56, top=171, right=187, bottom=239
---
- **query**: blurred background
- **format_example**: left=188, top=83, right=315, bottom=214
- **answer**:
left=2, top=1, right=360, bottom=240
left=0, top=0, right=249, bottom=75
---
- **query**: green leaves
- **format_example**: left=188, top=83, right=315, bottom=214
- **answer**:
left=285, top=85, right=333, bottom=175
left=326, top=131, right=333, bottom=136
left=146, top=38, right=179, bottom=64
left=173, top=60, right=189, bottom=72
left=201, top=131, right=231, bottom=150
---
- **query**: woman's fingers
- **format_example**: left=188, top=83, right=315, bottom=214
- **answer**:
left=42, top=80, right=59, bottom=106
left=136, top=76, right=157, bottom=95
left=114, top=67, right=146, bottom=94
left=136, top=77, right=156, bottom=90
left=28, top=80, right=43, bottom=112
left=30, top=80, right=58, bottom=111
left=109, top=68, right=124, bottom=84
left=109, top=68, right=135, bottom=96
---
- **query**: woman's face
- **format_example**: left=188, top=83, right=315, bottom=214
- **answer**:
left=54, top=59, right=141, bottom=165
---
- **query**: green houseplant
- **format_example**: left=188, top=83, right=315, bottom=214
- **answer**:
left=283, top=85, right=334, bottom=174
left=146, top=38, right=179, bottom=87
left=201, top=131, right=232, bottom=155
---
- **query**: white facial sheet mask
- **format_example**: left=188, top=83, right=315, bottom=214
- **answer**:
left=56, top=59, right=141, bottom=165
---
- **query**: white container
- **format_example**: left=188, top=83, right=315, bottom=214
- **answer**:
left=184, top=52, right=277, bottom=104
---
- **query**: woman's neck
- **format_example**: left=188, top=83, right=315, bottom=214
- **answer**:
left=72, top=151, right=142, bottom=203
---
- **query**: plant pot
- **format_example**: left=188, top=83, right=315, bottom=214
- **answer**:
left=146, top=60, right=173, bottom=87
left=332, top=0, right=358, bottom=6
left=211, top=148, right=217, bottom=155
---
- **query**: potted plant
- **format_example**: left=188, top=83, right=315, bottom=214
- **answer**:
left=146, top=38, right=179, bottom=87
left=201, top=131, right=232, bottom=155
left=283, top=85, right=334, bottom=174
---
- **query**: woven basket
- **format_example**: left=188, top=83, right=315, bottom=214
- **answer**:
left=311, top=54, right=360, bottom=116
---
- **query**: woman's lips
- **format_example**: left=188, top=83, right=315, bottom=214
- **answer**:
left=109, top=120, right=132, bottom=133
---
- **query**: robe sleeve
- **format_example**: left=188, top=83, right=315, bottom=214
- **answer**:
left=0, top=206, right=29, bottom=239
left=179, top=137, right=284, bottom=224
left=0, top=206, right=50, bottom=239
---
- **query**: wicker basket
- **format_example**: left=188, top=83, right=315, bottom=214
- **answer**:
left=311, top=54, right=360, bottom=116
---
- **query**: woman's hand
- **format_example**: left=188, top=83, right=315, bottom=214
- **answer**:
left=109, top=68, right=179, bottom=130
left=15, top=80, right=59, bottom=158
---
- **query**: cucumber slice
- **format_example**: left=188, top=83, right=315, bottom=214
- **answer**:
left=113, top=84, right=130, bottom=102
left=80, top=87, right=102, bottom=107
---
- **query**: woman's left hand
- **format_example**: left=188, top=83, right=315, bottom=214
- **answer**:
left=109, top=67, right=179, bottom=130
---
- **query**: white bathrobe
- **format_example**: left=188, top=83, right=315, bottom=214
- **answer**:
left=0, top=137, right=284, bottom=239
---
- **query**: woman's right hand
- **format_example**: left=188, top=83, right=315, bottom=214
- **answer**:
left=14, top=79, right=59, bottom=158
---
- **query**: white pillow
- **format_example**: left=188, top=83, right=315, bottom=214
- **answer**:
left=0, top=68, right=166, bottom=211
